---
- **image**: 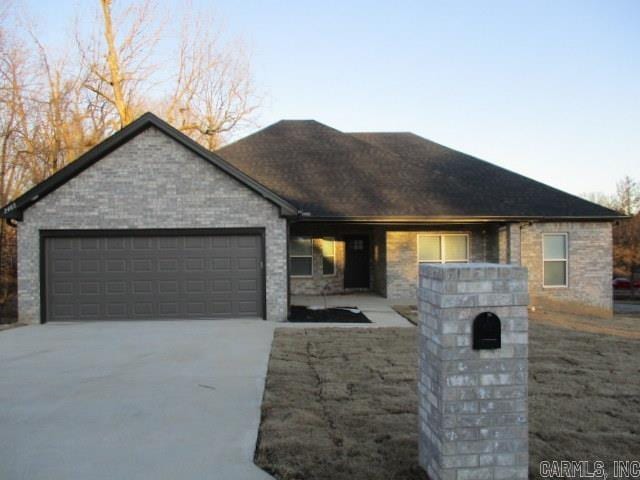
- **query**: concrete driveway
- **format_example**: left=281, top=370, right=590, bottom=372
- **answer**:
left=0, top=321, right=276, bottom=480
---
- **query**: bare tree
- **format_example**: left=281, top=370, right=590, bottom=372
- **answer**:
left=76, top=1, right=258, bottom=146
left=24, top=33, right=108, bottom=183
left=0, top=13, right=30, bottom=314
left=582, top=176, right=640, bottom=215
left=615, top=175, right=640, bottom=216
left=79, top=0, right=161, bottom=129
left=580, top=191, right=616, bottom=210
left=614, top=213, right=640, bottom=298
left=99, top=0, right=130, bottom=125
left=164, top=10, right=258, bottom=149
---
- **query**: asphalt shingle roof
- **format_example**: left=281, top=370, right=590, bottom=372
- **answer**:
left=216, top=120, right=621, bottom=219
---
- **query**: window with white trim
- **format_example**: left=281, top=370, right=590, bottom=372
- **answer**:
left=321, top=238, right=336, bottom=275
left=290, top=237, right=313, bottom=276
left=543, top=233, right=568, bottom=287
left=418, top=234, right=469, bottom=263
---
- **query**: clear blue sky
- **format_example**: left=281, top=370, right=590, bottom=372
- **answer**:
left=23, top=0, right=640, bottom=197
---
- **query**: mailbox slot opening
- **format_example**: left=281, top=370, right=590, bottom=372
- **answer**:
left=472, top=312, right=501, bottom=350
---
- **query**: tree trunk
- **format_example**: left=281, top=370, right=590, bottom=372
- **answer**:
left=100, top=0, right=131, bottom=127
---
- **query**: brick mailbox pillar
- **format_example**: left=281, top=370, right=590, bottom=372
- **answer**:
left=418, top=263, right=529, bottom=480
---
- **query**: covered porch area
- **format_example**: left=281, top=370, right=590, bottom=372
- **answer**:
left=288, top=221, right=515, bottom=300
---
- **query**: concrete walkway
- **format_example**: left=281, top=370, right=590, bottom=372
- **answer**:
left=0, top=321, right=275, bottom=480
left=290, top=293, right=414, bottom=327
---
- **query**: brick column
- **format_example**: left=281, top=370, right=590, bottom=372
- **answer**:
left=507, top=223, right=521, bottom=266
left=498, top=226, right=509, bottom=264
left=418, top=263, right=529, bottom=480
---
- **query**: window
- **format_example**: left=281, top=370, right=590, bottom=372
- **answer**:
left=321, top=238, right=336, bottom=275
left=418, top=234, right=469, bottom=263
left=351, top=239, right=364, bottom=250
left=543, top=233, right=568, bottom=287
left=290, top=237, right=313, bottom=276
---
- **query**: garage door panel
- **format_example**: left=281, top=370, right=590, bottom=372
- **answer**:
left=79, top=303, right=101, bottom=317
left=237, top=257, right=259, bottom=270
left=158, top=259, right=179, bottom=272
left=185, top=258, right=206, bottom=271
left=133, top=302, right=154, bottom=315
left=105, top=281, right=128, bottom=295
left=211, top=301, right=232, bottom=315
left=52, top=259, right=74, bottom=274
left=132, top=280, right=153, bottom=294
left=212, top=279, right=232, bottom=292
left=238, top=301, right=258, bottom=314
left=238, top=279, right=258, bottom=292
left=79, top=281, right=101, bottom=295
left=104, top=259, right=126, bottom=273
left=158, top=303, right=180, bottom=316
left=106, top=237, right=127, bottom=249
left=45, top=233, right=263, bottom=321
left=158, top=280, right=179, bottom=294
left=158, top=237, right=179, bottom=249
left=132, top=237, right=155, bottom=250
left=52, top=281, right=74, bottom=296
left=105, top=303, right=128, bottom=318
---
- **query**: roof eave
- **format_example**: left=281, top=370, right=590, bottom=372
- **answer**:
left=292, top=214, right=627, bottom=224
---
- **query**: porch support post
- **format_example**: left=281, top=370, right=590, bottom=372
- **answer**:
left=507, top=223, right=522, bottom=266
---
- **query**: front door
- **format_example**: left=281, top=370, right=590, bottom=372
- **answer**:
left=344, top=235, right=370, bottom=289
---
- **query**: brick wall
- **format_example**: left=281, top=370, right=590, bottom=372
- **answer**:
left=18, top=127, right=288, bottom=323
left=519, top=221, right=613, bottom=317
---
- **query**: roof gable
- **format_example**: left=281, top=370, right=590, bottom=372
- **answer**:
left=1, top=113, right=298, bottom=220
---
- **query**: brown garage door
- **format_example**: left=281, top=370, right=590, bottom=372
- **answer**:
left=43, top=231, right=264, bottom=321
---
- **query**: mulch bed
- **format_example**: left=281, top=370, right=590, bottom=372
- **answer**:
left=288, top=306, right=371, bottom=323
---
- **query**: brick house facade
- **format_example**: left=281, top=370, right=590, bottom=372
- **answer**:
left=1, top=113, right=622, bottom=322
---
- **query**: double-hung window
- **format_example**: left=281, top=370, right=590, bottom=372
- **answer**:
left=321, top=238, right=336, bottom=275
left=290, top=237, right=313, bottom=276
left=418, top=234, right=469, bottom=263
left=543, top=233, right=568, bottom=287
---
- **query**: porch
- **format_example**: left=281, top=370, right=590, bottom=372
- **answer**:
left=289, top=221, right=513, bottom=299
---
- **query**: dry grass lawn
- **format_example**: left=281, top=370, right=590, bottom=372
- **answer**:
left=255, top=318, right=640, bottom=480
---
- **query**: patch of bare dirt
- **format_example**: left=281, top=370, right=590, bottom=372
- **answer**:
left=530, top=307, right=640, bottom=339
left=256, top=323, right=640, bottom=480
left=528, top=321, right=640, bottom=477
left=255, top=328, right=426, bottom=480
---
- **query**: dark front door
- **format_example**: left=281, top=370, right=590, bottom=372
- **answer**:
left=344, top=235, right=370, bottom=289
